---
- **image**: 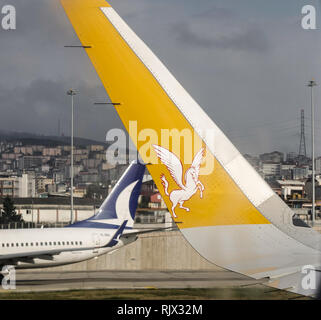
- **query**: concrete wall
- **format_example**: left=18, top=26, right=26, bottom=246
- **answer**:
left=25, top=231, right=221, bottom=272
left=17, top=208, right=94, bottom=224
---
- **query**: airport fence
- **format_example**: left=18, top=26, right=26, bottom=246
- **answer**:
left=0, top=221, right=69, bottom=229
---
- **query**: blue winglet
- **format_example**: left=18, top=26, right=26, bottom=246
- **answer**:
left=104, top=220, right=128, bottom=247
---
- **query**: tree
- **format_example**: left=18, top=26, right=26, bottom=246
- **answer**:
left=138, top=195, right=150, bottom=208
left=0, top=196, right=23, bottom=224
left=86, top=184, right=107, bottom=199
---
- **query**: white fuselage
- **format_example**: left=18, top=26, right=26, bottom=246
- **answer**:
left=0, top=227, right=128, bottom=269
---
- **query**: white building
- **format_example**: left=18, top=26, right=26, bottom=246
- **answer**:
left=276, top=180, right=305, bottom=200
left=19, top=174, right=36, bottom=197
left=260, top=162, right=281, bottom=177
left=0, top=174, right=35, bottom=198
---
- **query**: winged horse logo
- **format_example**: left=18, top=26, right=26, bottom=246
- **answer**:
left=153, top=145, right=205, bottom=217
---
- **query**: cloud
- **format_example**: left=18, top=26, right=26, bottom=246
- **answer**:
left=0, top=78, right=122, bottom=141
left=0, top=0, right=320, bottom=157
left=169, top=5, right=269, bottom=53
left=173, top=21, right=269, bottom=53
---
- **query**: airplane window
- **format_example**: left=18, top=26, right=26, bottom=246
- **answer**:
left=62, top=242, right=65, bottom=245
left=66, top=241, right=69, bottom=245
left=53, top=242, right=56, bottom=245
left=49, top=242, right=52, bottom=245
left=36, top=242, right=38, bottom=246
left=26, top=243, right=28, bottom=246
left=58, top=242, right=61, bottom=245
left=31, top=243, right=33, bottom=246
left=2, top=244, right=4, bottom=247
left=71, top=241, right=74, bottom=245
left=40, top=242, right=43, bottom=246
left=11, top=243, right=14, bottom=247
left=45, top=242, right=48, bottom=246
left=75, top=241, right=78, bottom=245
left=80, top=241, right=82, bottom=245
left=6, top=244, right=9, bottom=247
left=21, top=243, right=24, bottom=247
left=16, top=243, right=18, bottom=247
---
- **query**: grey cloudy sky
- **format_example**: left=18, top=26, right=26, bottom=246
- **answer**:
left=0, top=0, right=321, bottom=156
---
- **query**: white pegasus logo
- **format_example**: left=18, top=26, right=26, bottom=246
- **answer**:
left=153, top=145, right=205, bottom=218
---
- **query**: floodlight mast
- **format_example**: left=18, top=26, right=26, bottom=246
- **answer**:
left=67, top=89, right=77, bottom=224
left=308, top=80, right=317, bottom=225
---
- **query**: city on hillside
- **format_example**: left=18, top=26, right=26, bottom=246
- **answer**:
left=0, top=133, right=319, bottom=228
left=0, top=135, right=169, bottom=228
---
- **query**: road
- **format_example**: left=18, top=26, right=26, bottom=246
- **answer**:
left=6, top=270, right=266, bottom=292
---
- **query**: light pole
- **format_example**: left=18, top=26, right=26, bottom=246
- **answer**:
left=31, top=198, right=34, bottom=227
left=308, top=80, right=317, bottom=224
left=67, top=89, right=76, bottom=224
left=93, top=193, right=96, bottom=215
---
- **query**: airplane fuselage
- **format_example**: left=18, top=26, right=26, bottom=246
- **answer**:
left=0, top=227, right=130, bottom=269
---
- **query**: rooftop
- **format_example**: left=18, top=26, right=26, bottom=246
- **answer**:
left=276, top=180, right=305, bottom=186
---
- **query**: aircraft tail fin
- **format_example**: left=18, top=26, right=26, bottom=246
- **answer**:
left=60, top=0, right=321, bottom=297
left=68, top=162, right=145, bottom=229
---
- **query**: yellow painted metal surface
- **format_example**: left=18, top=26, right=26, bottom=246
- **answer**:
left=61, top=0, right=270, bottom=228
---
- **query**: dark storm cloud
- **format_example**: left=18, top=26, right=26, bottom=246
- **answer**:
left=0, top=0, right=97, bottom=88
left=0, top=0, right=66, bottom=37
left=0, top=0, right=121, bottom=141
left=173, top=22, right=269, bottom=53
left=170, top=5, right=269, bottom=53
left=0, top=0, right=320, bottom=156
left=192, top=7, right=236, bottom=20
left=0, top=78, right=118, bottom=139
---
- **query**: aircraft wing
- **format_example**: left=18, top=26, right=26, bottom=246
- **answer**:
left=122, top=226, right=175, bottom=238
left=60, top=0, right=321, bottom=297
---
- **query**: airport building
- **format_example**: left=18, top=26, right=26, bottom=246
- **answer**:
left=0, top=197, right=172, bottom=228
